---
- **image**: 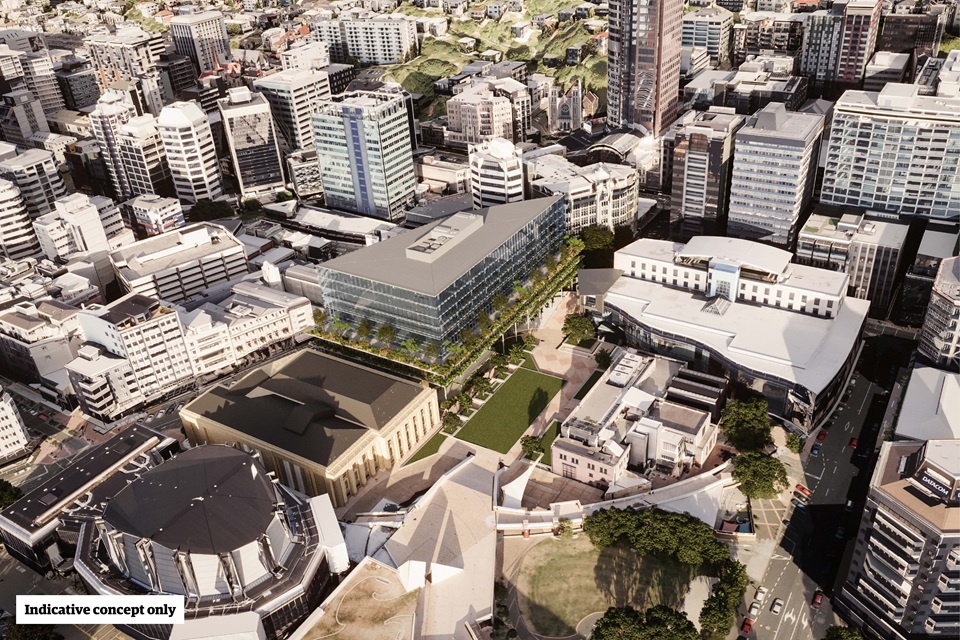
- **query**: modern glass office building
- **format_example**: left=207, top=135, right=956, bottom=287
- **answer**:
left=317, top=196, right=565, bottom=345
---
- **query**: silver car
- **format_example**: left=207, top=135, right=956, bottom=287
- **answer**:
left=770, top=598, right=784, bottom=615
left=748, top=601, right=761, bottom=617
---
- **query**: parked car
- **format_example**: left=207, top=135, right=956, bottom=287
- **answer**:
left=755, top=586, right=769, bottom=603
left=811, top=590, right=824, bottom=609
left=748, top=601, right=761, bottom=617
left=845, top=500, right=855, bottom=512
left=770, top=598, right=784, bottom=615
left=836, top=526, right=846, bottom=539
left=811, top=443, right=822, bottom=456
left=817, top=430, right=828, bottom=441
left=849, top=438, right=858, bottom=448
left=791, top=498, right=807, bottom=509
left=741, top=619, right=754, bottom=634
left=796, top=484, right=812, bottom=497
left=157, top=409, right=166, bottom=418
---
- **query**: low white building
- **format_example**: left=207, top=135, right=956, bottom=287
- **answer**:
left=0, top=388, right=30, bottom=458
left=123, top=193, right=184, bottom=237
left=468, top=137, right=523, bottom=209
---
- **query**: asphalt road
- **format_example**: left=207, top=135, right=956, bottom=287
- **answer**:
left=742, top=334, right=910, bottom=640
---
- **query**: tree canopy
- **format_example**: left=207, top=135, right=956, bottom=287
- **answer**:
left=720, top=398, right=772, bottom=451
left=824, top=626, right=865, bottom=640
left=187, top=198, right=234, bottom=222
left=699, top=559, right=749, bottom=639
left=3, top=619, right=64, bottom=640
left=580, top=225, right=615, bottom=251
left=563, top=313, right=595, bottom=343
left=376, top=324, right=397, bottom=346
left=732, top=451, right=788, bottom=499
left=595, top=347, right=613, bottom=370
left=592, top=605, right=698, bottom=640
left=0, top=478, right=22, bottom=508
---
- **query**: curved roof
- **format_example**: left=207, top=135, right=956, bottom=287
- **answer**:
left=103, top=446, right=279, bottom=555
left=678, top=236, right=792, bottom=277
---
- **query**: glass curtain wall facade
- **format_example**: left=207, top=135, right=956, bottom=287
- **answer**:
left=318, top=198, right=565, bottom=345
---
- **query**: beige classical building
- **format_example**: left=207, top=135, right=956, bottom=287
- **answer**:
left=180, top=350, right=439, bottom=507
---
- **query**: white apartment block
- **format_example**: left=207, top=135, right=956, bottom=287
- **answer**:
left=527, top=153, right=640, bottom=231
left=796, top=211, right=908, bottom=312
left=0, top=300, right=82, bottom=387
left=312, top=91, right=416, bottom=221
left=821, top=84, right=960, bottom=220
left=68, top=294, right=195, bottom=421
left=0, top=389, right=30, bottom=458
left=280, top=42, right=331, bottom=71
left=218, top=87, right=284, bottom=200
left=0, top=149, right=68, bottom=220
left=342, top=14, right=418, bottom=65
left=0, top=91, right=48, bottom=148
left=89, top=92, right=136, bottom=200
left=681, top=7, right=734, bottom=66
left=118, top=114, right=171, bottom=199
left=157, top=101, right=222, bottom=203
left=0, top=179, right=39, bottom=260
left=727, top=103, right=824, bottom=248
left=32, top=193, right=111, bottom=261
left=90, top=195, right=134, bottom=249
left=254, top=68, right=332, bottom=153
left=28, top=132, right=77, bottom=166
left=20, top=52, right=64, bottom=115
left=124, top=194, right=184, bottom=237
left=446, top=77, right=532, bottom=146
left=109, top=223, right=248, bottom=303
left=469, top=137, right=524, bottom=209
left=170, top=11, right=231, bottom=73
left=86, top=28, right=165, bottom=89
left=178, top=281, right=313, bottom=377
left=919, top=257, right=960, bottom=371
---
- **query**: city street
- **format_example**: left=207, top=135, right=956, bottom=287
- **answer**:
left=740, top=334, right=914, bottom=640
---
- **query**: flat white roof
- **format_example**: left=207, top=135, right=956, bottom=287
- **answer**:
left=896, top=367, right=960, bottom=442
left=605, top=276, right=869, bottom=394
left=679, top=236, right=793, bottom=276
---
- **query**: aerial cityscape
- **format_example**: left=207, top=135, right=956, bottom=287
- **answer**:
left=0, top=0, right=954, bottom=636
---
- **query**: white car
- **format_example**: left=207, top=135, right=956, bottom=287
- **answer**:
left=748, top=601, right=761, bottom=618
left=755, top=586, right=769, bottom=604
left=770, top=598, right=784, bottom=615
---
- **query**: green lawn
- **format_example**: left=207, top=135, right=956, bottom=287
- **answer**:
left=520, top=353, right=538, bottom=370
left=516, top=537, right=694, bottom=637
left=404, top=432, right=447, bottom=466
left=456, top=368, right=565, bottom=453
left=941, top=34, right=960, bottom=57
left=574, top=370, right=604, bottom=400
left=541, top=421, right=560, bottom=462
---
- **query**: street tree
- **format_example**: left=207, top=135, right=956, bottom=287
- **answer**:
left=0, top=479, right=21, bottom=508
left=824, top=627, right=865, bottom=640
left=356, top=318, right=373, bottom=341
left=594, top=348, right=612, bottom=370
left=580, top=225, right=615, bottom=252
left=591, top=606, right=644, bottom=640
left=376, top=324, right=397, bottom=346
left=720, top=398, right=772, bottom=451
left=732, top=451, right=788, bottom=499
left=520, top=435, right=544, bottom=459
left=563, top=313, right=595, bottom=343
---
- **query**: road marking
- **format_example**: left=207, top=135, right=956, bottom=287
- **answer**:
left=858, top=391, right=870, bottom=414
left=825, top=488, right=831, bottom=496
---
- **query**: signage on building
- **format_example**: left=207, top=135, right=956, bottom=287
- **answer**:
left=917, top=469, right=952, bottom=501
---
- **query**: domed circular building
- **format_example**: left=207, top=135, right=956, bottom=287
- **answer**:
left=76, top=445, right=348, bottom=640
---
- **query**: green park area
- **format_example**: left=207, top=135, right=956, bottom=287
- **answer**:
left=456, top=368, right=564, bottom=453
left=404, top=431, right=448, bottom=466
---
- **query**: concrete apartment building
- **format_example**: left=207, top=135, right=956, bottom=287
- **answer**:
left=170, top=11, right=231, bottom=74
left=669, top=107, right=745, bottom=236
left=796, top=210, right=909, bottom=312
left=117, top=114, right=173, bottom=199
left=727, top=103, right=824, bottom=248
left=307, top=13, right=417, bottom=65
left=800, top=0, right=883, bottom=89
left=86, top=28, right=164, bottom=89
left=157, top=101, right=223, bottom=204
left=919, top=257, right=960, bottom=371
left=19, top=51, right=64, bottom=116
left=527, top=154, right=640, bottom=232
left=876, top=13, right=943, bottom=58
left=318, top=197, right=565, bottom=345
left=607, top=0, right=682, bottom=134
left=0, top=388, right=30, bottom=459
left=32, top=193, right=111, bottom=261
left=863, top=52, right=912, bottom=92
left=446, top=77, right=532, bottom=146
left=67, top=294, right=195, bottom=421
left=254, top=69, right=332, bottom=153
left=838, top=366, right=960, bottom=639
left=732, top=12, right=806, bottom=67
left=280, top=42, right=331, bottom=71
left=109, top=223, right=248, bottom=303
left=468, top=137, right=524, bottom=209
left=0, top=179, right=39, bottom=260
left=89, top=92, right=136, bottom=201
left=0, top=150, right=67, bottom=220
left=0, top=300, right=80, bottom=388
left=180, top=350, right=440, bottom=507
left=588, top=236, right=869, bottom=430
left=821, top=84, right=960, bottom=221
left=55, top=56, right=101, bottom=111
left=312, top=91, right=416, bottom=221
left=123, top=194, right=184, bottom=238
left=682, top=7, right=734, bottom=67
left=218, top=87, right=284, bottom=200
left=0, top=91, right=48, bottom=148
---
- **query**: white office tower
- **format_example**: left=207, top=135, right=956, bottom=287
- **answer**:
left=124, top=194, right=184, bottom=237
left=0, top=90, right=49, bottom=148
left=727, top=103, right=824, bottom=248
left=32, top=193, right=111, bottom=260
left=68, top=294, right=195, bottom=420
left=90, top=92, right=137, bottom=201
left=821, top=84, right=960, bottom=220
left=218, top=87, right=284, bottom=200
left=86, top=28, right=165, bottom=89
left=681, top=7, right=734, bottom=67
left=0, top=179, right=39, bottom=260
left=170, top=12, right=231, bottom=74
left=117, top=115, right=171, bottom=199
left=919, top=257, right=960, bottom=371
left=469, top=138, right=524, bottom=209
left=0, top=389, right=30, bottom=458
left=312, top=91, right=416, bottom=221
left=254, top=69, right=332, bottom=153
left=0, top=149, right=68, bottom=219
left=157, top=101, right=222, bottom=203
left=280, top=42, right=331, bottom=71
